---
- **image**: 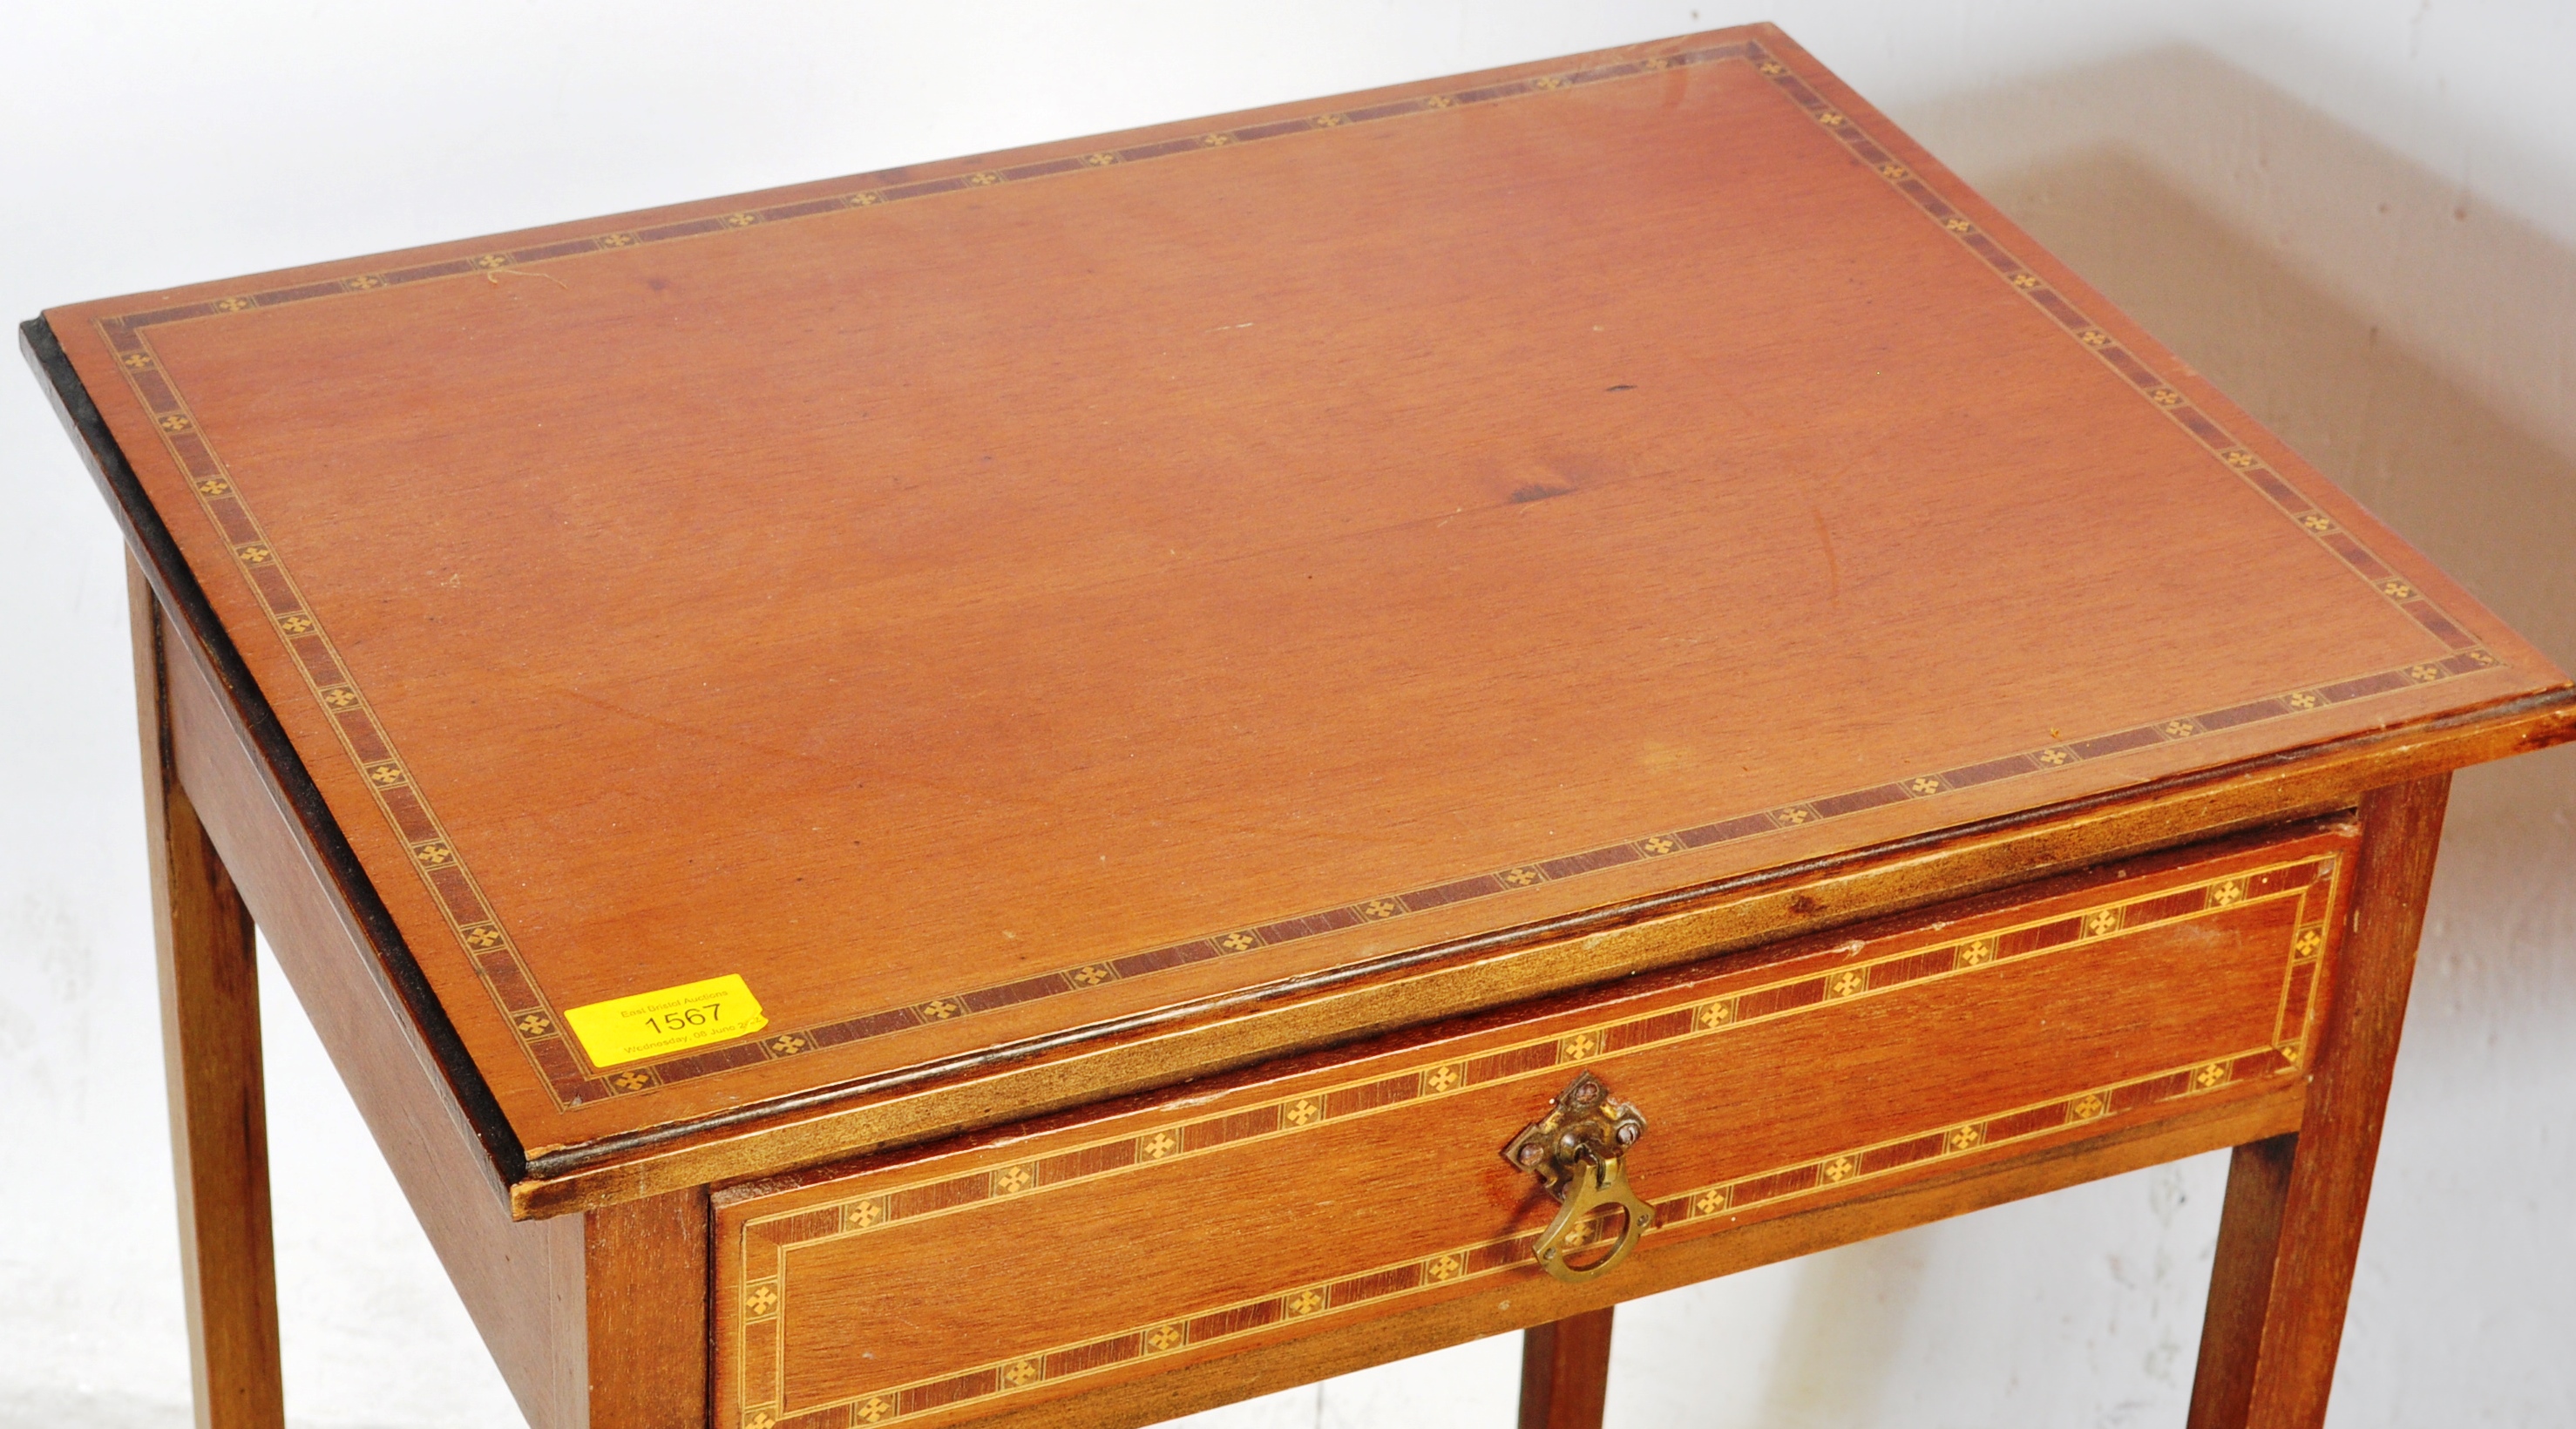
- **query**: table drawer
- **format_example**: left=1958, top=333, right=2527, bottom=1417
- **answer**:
left=714, top=820, right=2354, bottom=1428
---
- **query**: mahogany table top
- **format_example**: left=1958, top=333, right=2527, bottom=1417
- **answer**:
left=36, top=26, right=2566, bottom=1175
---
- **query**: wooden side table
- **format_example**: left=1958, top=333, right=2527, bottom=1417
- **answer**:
left=27, top=24, right=2572, bottom=1429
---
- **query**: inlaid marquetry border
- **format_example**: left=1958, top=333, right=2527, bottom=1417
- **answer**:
left=92, top=39, right=2492, bottom=1109
left=727, top=851, right=2341, bottom=1426
left=745, top=857, right=2331, bottom=1241
left=750, top=1050, right=2287, bottom=1429
left=1739, top=54, right=2484, bottom=651
left=93, top=42, right=1756, bottom=333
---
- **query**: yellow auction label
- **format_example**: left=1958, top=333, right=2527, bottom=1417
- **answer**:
left=563, top=973, right=767, bottom=1068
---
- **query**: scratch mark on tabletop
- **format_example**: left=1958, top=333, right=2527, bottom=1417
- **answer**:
left=488, top=267, right=569, bottom=291
left=1810, top=502, right=1840, bottom=602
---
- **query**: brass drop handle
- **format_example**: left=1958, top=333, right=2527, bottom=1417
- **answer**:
left=1501, top=1070, right=1656, bottom=1283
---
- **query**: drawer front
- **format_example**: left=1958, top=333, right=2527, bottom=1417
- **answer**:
left=715, top=823, right=2353, bottom=1428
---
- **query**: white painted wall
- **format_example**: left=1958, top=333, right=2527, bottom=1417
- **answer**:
left=3, top=4, right=2568, bottom=1426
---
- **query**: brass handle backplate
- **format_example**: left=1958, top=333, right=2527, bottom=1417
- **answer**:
left=1501, top=1070, right=1655, bottom=1283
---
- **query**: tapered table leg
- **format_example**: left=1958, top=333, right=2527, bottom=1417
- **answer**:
left=133, top=559, right=285, bottom=1429
left=1519, top=1305, right=1615, bottom=1429
left=2185, top=775, right=2451, bottom=1429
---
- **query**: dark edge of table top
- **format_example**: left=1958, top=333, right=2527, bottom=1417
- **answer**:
left=22, top=313, right=532, bottom=1185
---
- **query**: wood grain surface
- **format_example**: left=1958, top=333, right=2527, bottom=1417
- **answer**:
left=709, top=820, right=2355, bottom=1427
left=134, top=566, right=285, bottom=1429
left=1519, top=1308, right=1615, bottom=1429
left=586, top=1188, right=713, bottom=1429
left=2186, top=775, right=2451, bottom=1429
left=31, top=24, right=2570, bottom=1175
left=154, top=566, right=591, bottom=1428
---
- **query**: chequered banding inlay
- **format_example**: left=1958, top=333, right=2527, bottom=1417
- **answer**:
left=99, top=41, right=2491, bottom=1110
left=729, top=853, right=2338, bottom=1423
left=749, top=857, right=2329, bottom=1236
